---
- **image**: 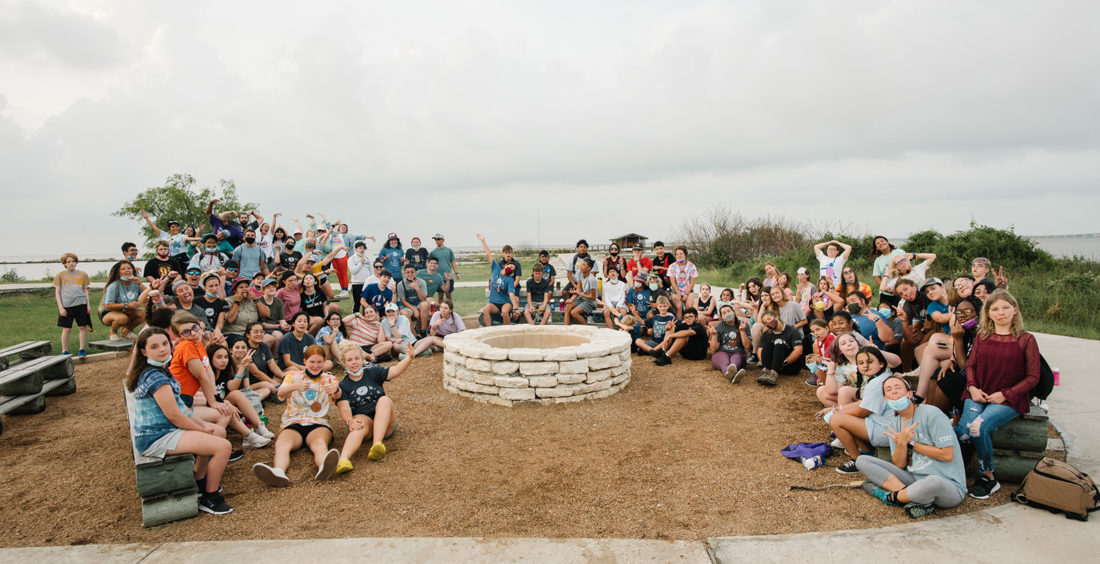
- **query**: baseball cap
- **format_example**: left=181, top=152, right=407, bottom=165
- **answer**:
left=166, top=220, right=180, bottom=227
left=261, top=278, right=278, bottom=288
left=387, top=232, right=398, bottom=240
left=797, top=267, right=808, bottom=275
left=186, top=266, right=201, bottom=274
left=633, top=244, right=644, bottom=251
left=202, top=234, right=217, bottom=243
left=920, top=277, right=944, bottom=291
left=432, top=233, right=444, bottom=240
left=384, top=302, right=399, bottom=312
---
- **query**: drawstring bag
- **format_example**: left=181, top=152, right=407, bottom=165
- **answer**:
left=781, top=442, right=833, bottom=460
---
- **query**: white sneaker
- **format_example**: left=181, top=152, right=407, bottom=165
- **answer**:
left=252, top=463, right=290, bottom=487
left=831, top=438, right=844, bottom=449
left=243, top=431, right=272, bottom=448
left=338, top=290, right=349, bottom=298
left=256, top=425, right=276, bottom=440
left=315, top=448, right=340, bottom=481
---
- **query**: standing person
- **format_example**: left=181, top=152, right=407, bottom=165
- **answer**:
left=205, top=199, right=244, bottom=247
left=524, top=267, right=553, bottom=326
left=54, top=253, right=91, bottom=357
left=650, top=241, right=673, bottom=289
left=953, top=290, right=1039, bottom=499
left=128, top=328, right=234, bottom=514
left=231, top=228, right=268, bottom=280
left=143, top=240, right=183, bottom=285
left=377, top=233, right=404, bottom=280
left=405, top=236, right=429, bottom=272
left=754, top=310, right=805, bottom=386
left=709, top=304, right=749, bottom=382
left=813, top=239, right=853, bottom=288
left=334, top=342, right=412, bottom=473
left=871, top=236, right=906, bottom=306
left=100, top=260, right=148, bottom=341
left=327, top=221, right=353, bottom=299
left=429, top=234, right=460, bottom=302
left=252, top=346, right=343, bottom=487
left=626, top=244, right=653, bottom=286
left=603, top=243, right=626, bottom=280
left=348, top=241, right=372, bottom=314
left=666, top=246, right=697, bottom=317
left=279, top=237, right=303, bottom=271
left=477, top=234, right=518, bottom=326
left=855, top=375, right=966, bottom=518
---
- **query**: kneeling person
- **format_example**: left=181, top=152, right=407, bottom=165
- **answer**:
left=333, top=342, right=413, bottom=473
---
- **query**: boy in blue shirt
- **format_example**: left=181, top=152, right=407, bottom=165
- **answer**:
left=626, top=273, right=652, bottom=321
left=477, top=234, right=519, bottom=326
left=635, top=296, right=676, bottom=354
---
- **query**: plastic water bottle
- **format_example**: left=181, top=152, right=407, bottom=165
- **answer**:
left=802, top=456, right=823, bottom=470
left=1053, top=367, right=1061, bottom=386
left=968, top=415, right=983, bottom=437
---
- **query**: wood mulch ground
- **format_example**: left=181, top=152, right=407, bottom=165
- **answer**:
left=0, top=353, right=1014, bottom=547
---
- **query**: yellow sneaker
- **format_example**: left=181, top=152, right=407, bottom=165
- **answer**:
left=367, top=442, right=387, bottom=461
left=334, top=458, right=353, bottom=475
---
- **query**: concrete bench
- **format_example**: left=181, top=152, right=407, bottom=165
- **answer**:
left=0, top=340, right=51, bottom=370
left=122, top=380, right=199, bottom=527
left=874, top=404, right=1051, bottom=483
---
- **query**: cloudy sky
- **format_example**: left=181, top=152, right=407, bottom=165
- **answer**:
left=2, top=0, right=1098, bottom=258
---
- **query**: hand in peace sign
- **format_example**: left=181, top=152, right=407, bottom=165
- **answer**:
left=884, top=420, right=920, bottom=447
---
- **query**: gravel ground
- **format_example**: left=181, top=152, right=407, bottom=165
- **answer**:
left=0, top=354, right=1012, bottom=547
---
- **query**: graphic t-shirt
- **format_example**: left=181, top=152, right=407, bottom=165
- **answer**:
left=405, top=247, right=428, bottom=272
left=647, top=313, right=677, bottom=341
left=626, top=287, right=652, bottom=316
left=362, top=284, right=393, bottom=314
left=667, top=261, right=698, bottom=295
left=377, top=247, right=404, bottom=279
left=338, top=365, right=391, bottom=416
left=817, top=252, right=847, bottom=287
left=198, top=297, right=229, bottom=331
left=888, top=404, right=966, bottom=498
left=714, top=320, right=743, bottom=353
left=488, top=262, right=516, bottom=305
left=144, top=257, right=179, bottom=280
left=280, top=370, right=339, bottom=428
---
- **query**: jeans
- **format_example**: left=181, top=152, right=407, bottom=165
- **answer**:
left=954, top=399, right=1019, bottom=475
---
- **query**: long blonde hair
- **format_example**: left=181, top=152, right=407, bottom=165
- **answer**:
left=978, top=289, right=1025, bottom=339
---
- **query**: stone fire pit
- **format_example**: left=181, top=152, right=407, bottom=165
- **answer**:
left=442, top=325, right=632, bottom=406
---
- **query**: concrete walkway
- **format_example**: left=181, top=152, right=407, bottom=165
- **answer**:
left=3, top=333, right=1096, bottom=563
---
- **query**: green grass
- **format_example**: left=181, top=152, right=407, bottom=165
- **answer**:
left=0, top=290, right=107, bottom=354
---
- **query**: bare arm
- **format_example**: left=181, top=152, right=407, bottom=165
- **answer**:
left=140, top=210, right=163, bottom=237
left=838, top=240, right=853, bottom=260
left=152, top=386, right=208, bottom=432
left=477, top=233, right=492, bottom=263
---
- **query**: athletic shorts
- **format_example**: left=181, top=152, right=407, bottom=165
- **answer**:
left=575, top=298, right=597, bottom=315
left=58, top=305, right=92, bottom=328
left=282, top=422, right=331, bottom=440
left=140, top=428, right=186, bottom=459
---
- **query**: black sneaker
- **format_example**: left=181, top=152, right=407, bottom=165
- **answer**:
left=746, top=354, right=759, bottom=365
left=904, top=501, right=936, bottom=519
left=804, top=375, right=818, bottom=387
left=228, top=449, right=245, bottom=462
left=198, top=491, right=233, bottom=515
left=195, top=477, right=222, bottom=494
left=835, top=460, right=859, bottom=474
left=653, top=350, right=672, bottom=366
left=968, top=476, right=1001, bottom=499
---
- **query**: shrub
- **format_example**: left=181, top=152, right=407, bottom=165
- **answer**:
left=1, top=268, right=26, bottom=283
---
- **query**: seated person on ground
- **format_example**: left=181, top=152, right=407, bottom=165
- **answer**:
left=279, top=312, right=332, bottom=371
left=634, top=296, right=677, bottom=355
left=207, top=342, right=274, bottom=449
left=316, top=311, right=346, bottom=364
left=754, top=309, right=805, bottom=386
left=709, top=304, right=750, bottom=382
left=648, top=307, right=709, bottom=366
left=243, top=322, right=284, bottom=391
left=856, top=375, right=966, bottom=519
left=342, top=307, right=395, bottom=362
left=333, top=341, right=413, bottom=474
left=429, top=300, right=466, bottom=338
left=823, top=346, right=897, bottom=474
left=689, top=283, right=716, bottom=324
left=626, top=272, right=653, bottom=321
left=361, top=270, right=395, bottom=317
left=382, top=302, right=438, bottom=358
left=252, top=345, right=343, bottom=487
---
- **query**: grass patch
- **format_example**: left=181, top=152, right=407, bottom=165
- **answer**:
left=0, top=290, right=106, bottom=353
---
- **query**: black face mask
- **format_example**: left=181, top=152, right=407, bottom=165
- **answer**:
left=245, top=237, right=256, bottom=244
left=847, top=303, right=862, bottom=315
left=610, top=250, right=619, bottom=256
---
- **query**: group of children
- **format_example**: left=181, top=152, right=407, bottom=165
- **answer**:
left=98, top=208, right=1042, bottom=520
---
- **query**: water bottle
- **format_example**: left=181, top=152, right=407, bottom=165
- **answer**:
left=968, top=415, right=983, bottom=437
left=1052, top=367, right=1060, bottom=386
left=802, top=455, right=823, bottom=470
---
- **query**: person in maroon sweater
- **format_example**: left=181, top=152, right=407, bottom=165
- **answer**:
left=953, top=289, right=1039, bottom=500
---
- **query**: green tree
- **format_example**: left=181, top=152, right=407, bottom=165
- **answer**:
left=113, top=174, right=260, bottom=248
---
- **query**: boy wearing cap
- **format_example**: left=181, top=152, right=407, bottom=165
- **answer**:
left=626, top=272, right=653, bottom=321
left=524, top=267, right=553, bottom=325
left=477, top=234, right=519, bottom=326
left=627, top=244, right=653, bottom=286
left=429, top=234, right=460, bottom=301
left=189, top=234, right=229, bottom=273
left=171, top=278, right=207, bottom=322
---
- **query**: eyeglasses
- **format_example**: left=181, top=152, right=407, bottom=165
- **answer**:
left=179, top=325, right=201, bottom=337
left=374, top=265, right=383, bottom=269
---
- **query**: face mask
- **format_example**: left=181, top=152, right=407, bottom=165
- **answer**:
left=677, top=258, right=685, bottom=263
left=345, top=366, right=364, bottom=377
left=765, top=320, right=779, bottom=330
left=722, top=312, right=736, bottom=323
left=245, top=237, right=256, bottom=244
left=649, top=283, right=659, bottom=291
left=610, top=250, right=618, bottom=256
left=158, top=249, right=169, bottom=257
left=879, top=306, right=892, bottom=317
left=847, top=303, right=862, bottom=315
left=148, top=354, right=172, bottom=367
left=886, top=396, right=911, bottom=412
left=205, top=291, right=218, bottom=299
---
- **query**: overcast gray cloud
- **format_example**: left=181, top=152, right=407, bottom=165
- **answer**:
left=1, top=0, right=1098, bottom=257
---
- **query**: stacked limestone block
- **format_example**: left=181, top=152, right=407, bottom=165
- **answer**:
left=442, top=325, right=632, bottom=406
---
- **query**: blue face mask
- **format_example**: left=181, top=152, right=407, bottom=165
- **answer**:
left=649, top=283, right=659, bottom=291
left=345, top=366, right=364, bottom=377
left=886, top=396, right=911, bottom=412
left=205, top=291, right=218, bottom=299
left=148, top=354, right=172, bottom=367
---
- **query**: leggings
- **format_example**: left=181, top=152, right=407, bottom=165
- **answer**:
left=760, top=332, right=802, bottom=375
left=856, top=455, right=964, bottom=508
left=332, top=256, right=349, bottom=289
left=351, top=283, right=364, bottom=314
left=711, top=350, right=745, bottom=373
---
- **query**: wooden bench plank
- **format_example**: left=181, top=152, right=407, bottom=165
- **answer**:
left=0, top=341, right=52, bottom=370
left=0, top=393, right=46, bottom=416
left=90, top=339, right=134, bottom=352
left=43, top=376, right=76, bottom=397
left=141, top=489, right=199, bottom=528
left=0, top=355, right=74, bottom=395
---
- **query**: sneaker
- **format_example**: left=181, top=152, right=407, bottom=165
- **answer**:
left=367, top=442, right=387, bottom=461
left=61, top=350, right=71, bottom=356
left=195, top=476, right=222, bottom=495
left=109, top=333, right=121, bottom=342
left=804, top=375, right=818, bottom=387
left=904, top=501, right=936, bottom=519
left=653, top=349, right=672, bottom=366
left=228, top=449, right=245, bottom=462
left=252, top=463, right=290, bottom=487
left=334, top=458, right=354, bottom=475
left=861, top=481, right=900, bottom=506
left=77, top=349, right=86, bottom=359
left=242, top=431, right=272, bottom=449
left=315, top=448, right=340, bottom=481
left=198, top=491, right=233, bottom=515
left=746, top=353, right=758, bottom=365
left=756, top=369, right=777, bottom=387
left=338, top=290, right=349, bottom=298
left=637, top=349, right=650, bottom=357
left=968, top=476, right=1001, bottom=499
left=256, top=425, right=276, bottom=440
left=724, top=364, right=736, bottom=381
left=830, top=438, right=844, bottom=450
left=835, top=460, right=859, bottom=474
